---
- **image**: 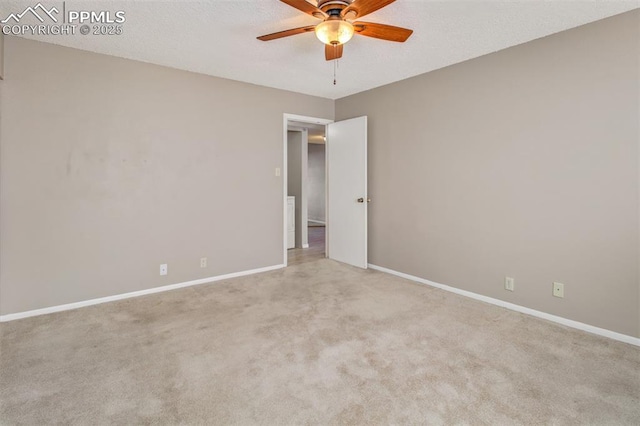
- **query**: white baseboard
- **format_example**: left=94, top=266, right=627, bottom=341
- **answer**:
left=368, top=264, right=640, bottom=347
left=302, top=244, right=310, bottom=249
left=0, top=264, right=285, bottom=322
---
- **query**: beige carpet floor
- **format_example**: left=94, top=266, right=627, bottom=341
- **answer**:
left=1, top=258, right=639, bottom=424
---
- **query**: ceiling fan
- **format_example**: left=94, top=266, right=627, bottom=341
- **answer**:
left=257, top=0, right=413, bottom=61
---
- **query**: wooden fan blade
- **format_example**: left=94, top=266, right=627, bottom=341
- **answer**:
left=325, top=44, right=344, bottom=61
left=353, top=22, right=413, bottom=42
left=341, top=0, right=396, bottom=19
left=280, top=0, right=327, bottom=19
left=257, top=25, right=316, bottom=41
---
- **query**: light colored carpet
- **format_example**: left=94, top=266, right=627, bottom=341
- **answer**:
left=1, top=258, right=639, bottom=424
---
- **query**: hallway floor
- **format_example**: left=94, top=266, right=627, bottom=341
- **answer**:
left=287, top=226, right=325, bottom=266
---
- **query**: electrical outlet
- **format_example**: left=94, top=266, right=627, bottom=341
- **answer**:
left=275, top=168, right=281, bottom=177
left=200, top=257, right=207, bottom=268
left=553, top=282, right=564, bottom=298
left=505, top=277, right=515, bottom=292
left=160, top=264, right=168, bottom=276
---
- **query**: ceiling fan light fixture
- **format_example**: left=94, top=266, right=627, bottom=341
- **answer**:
left=315, top=20, right=354, bottom=45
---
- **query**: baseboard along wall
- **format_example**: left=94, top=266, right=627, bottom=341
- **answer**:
left=0, top=264, right=285, bottom=322
left=3, top=261, right=638, bottom=348
left=368, top=264, right=640, bottom=347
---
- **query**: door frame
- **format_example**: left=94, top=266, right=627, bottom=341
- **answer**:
left=283, top=113, right=333, bottom=266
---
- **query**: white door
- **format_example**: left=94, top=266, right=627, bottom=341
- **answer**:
left=327, top=116, right=368, bottom=269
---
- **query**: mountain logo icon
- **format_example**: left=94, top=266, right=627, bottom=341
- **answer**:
left=1, top=3, right=59, bottom=24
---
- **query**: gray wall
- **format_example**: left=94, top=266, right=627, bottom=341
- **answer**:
left=308, top=144, right=326, bottom=223
left=287, top=130, right=308, bottom=248
left=336, top=10, right=640, bottom=337
left=0, top=37, right=333, bottom=315
left=0, top=32, right=4, bottom=80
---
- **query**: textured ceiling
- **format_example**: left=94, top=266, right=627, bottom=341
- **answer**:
left=1, top=0, right=638, bottom=99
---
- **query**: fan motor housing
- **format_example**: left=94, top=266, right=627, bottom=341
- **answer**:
left=317, top=0, right=352, bottom=14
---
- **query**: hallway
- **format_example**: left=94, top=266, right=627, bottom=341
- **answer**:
left=287, top=225, right=325, bottom=266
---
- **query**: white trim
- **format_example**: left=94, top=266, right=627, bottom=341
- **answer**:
left=302, top=244, right=310, bottom=249
left=283, top=113, right=333, bottom=267
left=368, top=264, right=640, bottom=347
left=308, top=219, right=326, bottom=225
left=324, top=129, right=329, bottom=259
left=0, top=264, right=285, bottom=322
left=284, top=114, right=334, bottom=126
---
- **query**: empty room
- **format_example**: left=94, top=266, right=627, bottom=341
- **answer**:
left=0, top=0, right=639, bottom=424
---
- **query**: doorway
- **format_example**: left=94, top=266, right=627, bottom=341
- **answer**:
left=284, top=115, right=330, bottom=266
left=282, top=113, right=368, bottom=269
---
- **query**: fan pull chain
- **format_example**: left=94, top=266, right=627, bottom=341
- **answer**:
left=333, top=44, right=339, bottom=85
